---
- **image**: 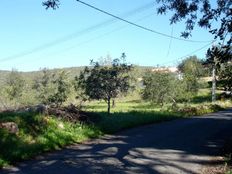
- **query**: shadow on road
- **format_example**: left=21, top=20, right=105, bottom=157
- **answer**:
left=2, top=109, right=232, bottom=174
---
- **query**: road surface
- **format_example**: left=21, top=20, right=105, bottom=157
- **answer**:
left=1, top=108, right=232, bottom=174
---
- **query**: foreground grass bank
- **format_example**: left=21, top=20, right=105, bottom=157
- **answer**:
left=0, top=112, right=102, bottom=168
left=0, top=99, right=231, bottom=168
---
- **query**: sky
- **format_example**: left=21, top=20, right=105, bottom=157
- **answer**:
left=0, top=0, right=217, bottom=72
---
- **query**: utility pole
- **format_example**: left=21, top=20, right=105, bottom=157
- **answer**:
left=212, top=64, right=216, bottom=102
left=211, top=43, right=216, bottom=103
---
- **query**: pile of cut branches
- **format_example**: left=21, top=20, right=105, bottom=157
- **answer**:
left=47, top=104, right=100, bottom=124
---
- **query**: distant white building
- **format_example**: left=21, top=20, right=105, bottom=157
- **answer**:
left=151, top=67, right=183, bottom=80
left=152, top=67, right=178, bottom=73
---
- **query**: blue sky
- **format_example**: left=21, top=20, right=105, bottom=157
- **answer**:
left=0, top=0, right=216, bottom=72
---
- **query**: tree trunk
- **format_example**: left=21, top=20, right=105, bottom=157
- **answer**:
left=107, top=97, right=111, bottom=115
left=112, top=99, right=115, bottom=108
left=212, top=66, right=216, bottom=102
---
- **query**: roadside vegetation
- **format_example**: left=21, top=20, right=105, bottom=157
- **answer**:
left=0, top=52, right=231, bottom=168
left=0, top=111, right=101, bottom=167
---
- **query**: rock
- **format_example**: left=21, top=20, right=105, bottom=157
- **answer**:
left=58, top=123, right=64, bottom=129
left=0, top=122, right=19, bottom=134
left=37, top=104, right=49, bottom=114
left=42, top=116, right=50, bottom=124
left=28, top=104, right=48, bottom=114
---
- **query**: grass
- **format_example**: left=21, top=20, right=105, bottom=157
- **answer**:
left=83, top=91, right=231, bottom=115
left=223, top=139, right=232, bottom=174
left=0, top=112, right=102, bottom=168
left=225, top=155, right=232, bottom=174
left=0, top=110, right=183, bottom=168
left=96, top=111, right=182, bottom=133
left=0, top=89, right=231, bottom=168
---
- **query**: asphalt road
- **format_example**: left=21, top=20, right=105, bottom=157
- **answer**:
left=1, top=108, right=232, bottom=174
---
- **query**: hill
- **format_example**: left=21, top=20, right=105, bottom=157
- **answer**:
left=0, top=66, right=154, bottom=85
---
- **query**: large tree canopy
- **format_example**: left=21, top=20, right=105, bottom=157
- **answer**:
left=42, top=0, right=232, bottom=47
left=77, top=55, right=133, bottom=114
left=156, top=0, right=231, bottom=47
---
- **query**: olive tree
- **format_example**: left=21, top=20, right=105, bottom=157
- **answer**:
left=49, top=71, right=71, bottom=107
left=33, top=68, right=55, bottom=105
left=77, top=55, right=133, bottom=114
left=5, top=70, right=25, bottom=101
left=34, top=69, right=70, bottom=106
left=142, top=71, right=179, bottom=106
left=156, top=0, right=231, bottom=47
left=205, top=46, right=231, bottom=101
left=178, top=56, right=204, bottom=101
left=219, top=63, right=232, bottom=93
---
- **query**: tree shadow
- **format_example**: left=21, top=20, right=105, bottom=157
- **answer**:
left=83, top=105, right=106, bottom=110
left=192, top=95, right=211, bottom=103
left=1, top=109, right=232, bottom=174
left=95, top=111, right=180, bottom=134
left=124, top=100, right=142, bottom=104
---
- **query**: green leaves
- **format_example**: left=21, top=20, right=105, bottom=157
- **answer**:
left=142, top=71, right=177, bottom=106
left=34, top=69, right=70, bottom=106
left=143, top=56, right=203, bottom=106
left=206, top=45, right=232, bottom=69
left=33, top=69, right=54, bottom=105
left=178, top=56, right=202, bottom=101
left=48, top=71, right=71, bottom=106
left=157, top=0, right=231, bottom=46
left=5, top=70, right=25, bottom=101
left=219, top=63, right=232, bottom=92
left=77, top=55, right=133, bottom=114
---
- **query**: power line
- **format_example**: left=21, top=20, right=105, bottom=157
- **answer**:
left=14, top=13, right=156, bottom=68
left=0, top=2, right=154, bottom=63
left=166, top=25, right=174, bottom=58
left=160, top=41, right=215, bottom=66
left=45, top=12, right=155, bottom=57
left=76, top=0, right=213, bottom=43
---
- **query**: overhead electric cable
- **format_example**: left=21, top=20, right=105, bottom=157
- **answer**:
left=166, top=25, right=174, bottom=58
left=0, top=2, right=154, bottom=62
left=160, top=40, right=215, bottom=66
left=46, top=12, right=155, bottom=57
left=76, top=0, right=213, bottom=43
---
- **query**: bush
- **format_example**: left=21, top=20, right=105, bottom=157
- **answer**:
left=176, top=104, right=223, bottom=116
left=0, top=111, right=102, bottom=168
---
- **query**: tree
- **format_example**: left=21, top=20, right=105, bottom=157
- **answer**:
left=73, top=76, right=89, bottom=109
left=142, top=71, right=178, bottom=106
left=42, top=0, right=59, bottom=9
left=205, top=45, right=231, bottom=101
left=48, top=71, right=71, bottom=107
left=5, top=70, right=25, bottom=101
left=77, top=55, right=132, bottom=114
left=218, top=63, right=232, bottom=93
left=178, top=56, right=203, bottom=101
left=156, top=0, right=231, bottom=47
left=34, top=69, right=70, bottom=106
left=33, top=68, right=55, bottom=105
left=178, top=56, right=203, bottom=76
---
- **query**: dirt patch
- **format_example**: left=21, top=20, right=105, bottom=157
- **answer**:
left=201, top=137, right=232, bottom=174
left=201, top=157, right=226, bottom=174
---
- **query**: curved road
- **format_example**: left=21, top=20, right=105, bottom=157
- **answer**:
left=1, top=109, right=232, bottom=174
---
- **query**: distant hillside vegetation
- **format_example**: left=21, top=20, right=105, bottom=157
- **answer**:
left=0, top=66, right=154, bottom=85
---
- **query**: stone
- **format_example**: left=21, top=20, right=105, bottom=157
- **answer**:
left=0, top=122, right=19, bottom=134
left=35, top=104, right=48, bottom=114
left=58, top=123, right=64, bottom=129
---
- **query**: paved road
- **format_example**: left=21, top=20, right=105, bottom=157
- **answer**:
left=1, top=109, right=232, bottom=174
